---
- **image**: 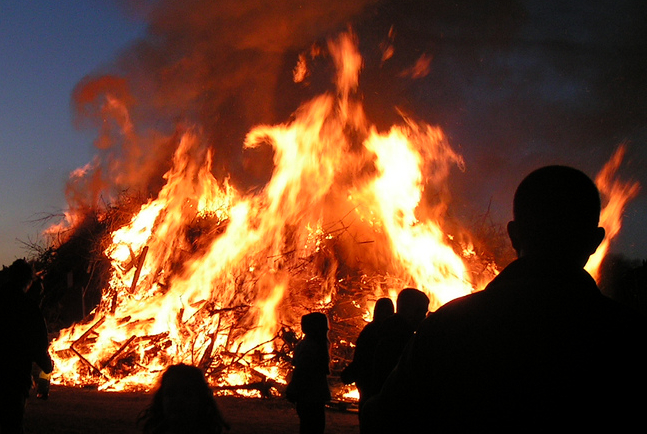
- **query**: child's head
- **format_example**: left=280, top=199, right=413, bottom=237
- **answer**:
left=159, top=364, right=213, bottom=424
left=301, top=312, right=328, bottom=341
left=139, top=364, right=227, bottom=433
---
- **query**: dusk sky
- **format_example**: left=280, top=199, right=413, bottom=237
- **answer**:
left=0, top=0, right=144, bottom=265
left=1, top=0, right=646, bottom=268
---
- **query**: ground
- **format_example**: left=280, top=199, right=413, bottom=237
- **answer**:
left=24, top=386, right=359, bottom=433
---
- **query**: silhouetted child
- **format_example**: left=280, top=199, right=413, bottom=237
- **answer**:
left=26, top=276, right=51, bottom=400
left=341, top=297, right=394, bottom=413
left=286, top=312, right=331, bottom=434
left=138, top=364, right=229, bottom=434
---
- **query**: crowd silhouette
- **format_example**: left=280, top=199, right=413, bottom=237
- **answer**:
left=4, top=165, right=647, bottom=434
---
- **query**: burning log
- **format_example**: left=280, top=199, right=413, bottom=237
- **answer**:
left=68, top=348, right=106, bottom=379
left=215, top=382, right=275, bottom=398
left=100, top=335, right=137, bottom=369
left=70, top=316, right=106, bottom=348
left=197, top=319, right=221, bottom=371
left=129, top=246, right=148, bottom=294
left=209, top=358, right=287, bottom=399
left=69, top=316, right=106, bottom=377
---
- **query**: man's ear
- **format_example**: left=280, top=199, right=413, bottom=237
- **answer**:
left=507, top=221, right=522, bottom=256
left=586, top=226, right=606, bottom=255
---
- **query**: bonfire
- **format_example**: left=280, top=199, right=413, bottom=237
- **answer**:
left=38, top=30, right=637, bottom=402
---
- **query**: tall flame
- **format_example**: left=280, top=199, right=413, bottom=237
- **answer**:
left=585, top=144, right=640, bottom=281
left=48, top=31, right=635, bottom=395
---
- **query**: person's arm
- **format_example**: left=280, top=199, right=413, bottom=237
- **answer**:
left=28, top=302, right=53, bottom=373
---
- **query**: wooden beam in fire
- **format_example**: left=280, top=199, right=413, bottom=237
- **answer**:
left=109, top=245, right=149, bottom=314
left=129, top=246, right=148, bottom=294
left=69, top=316, right=107, bottom=378
left=100, top=335, right=137, bottom=369
left=211, top=360, right=284, bottom=399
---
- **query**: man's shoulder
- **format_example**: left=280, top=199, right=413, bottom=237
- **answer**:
left=430, top=288, right=492, bottom=318
left=361, top=320, right=382, bottom=334
left=595, top=294, right=647, bottom=332
left=414, top=291, right=487, bottom=342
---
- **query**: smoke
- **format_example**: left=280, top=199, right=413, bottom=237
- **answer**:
left=69, top=0, right=380, bottom=205
left=69, top=0, right=647, bottom=257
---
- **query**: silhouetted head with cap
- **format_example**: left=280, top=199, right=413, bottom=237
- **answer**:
left=2, top=259, right=34, bottom=293
left=507, top=165, right=605, bottom=267
left=301, top=312, right=329, bottom=344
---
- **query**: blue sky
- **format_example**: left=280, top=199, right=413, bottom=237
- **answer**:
left=0, top=0, right=144, bottom=265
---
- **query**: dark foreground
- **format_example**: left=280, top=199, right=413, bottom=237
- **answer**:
left=24, top=386, right=359, bottom=434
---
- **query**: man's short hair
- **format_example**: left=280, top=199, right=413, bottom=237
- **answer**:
left=396, top=288, right=429, bottom=313
left=513, top=165, right=601, bottom=252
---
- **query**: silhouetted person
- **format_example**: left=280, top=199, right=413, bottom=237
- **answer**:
left=25, top=277, right=51, bottom=400
left=0, top=259, right=53, bottom=434
left=369, top=288, right=429, bottom=400
left=286, top=312, right=331, bottom=434
left=361, top=166, right=647, bottom=432
left=341, top=297, right=394, bottom=413
left=138, top=363, right=229, bottom=434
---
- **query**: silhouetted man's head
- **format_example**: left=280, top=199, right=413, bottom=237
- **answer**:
left=507, top=165, right=605, bottom=266
left=396, top=288, right=429, bottom=328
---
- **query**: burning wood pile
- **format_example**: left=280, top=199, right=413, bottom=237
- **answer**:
left=38, top=30, right=636, bottom=402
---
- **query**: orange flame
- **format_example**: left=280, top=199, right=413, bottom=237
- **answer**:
left=585, top=144, right=640, bottom=281
left=48, top=31, right=635, bottom=396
